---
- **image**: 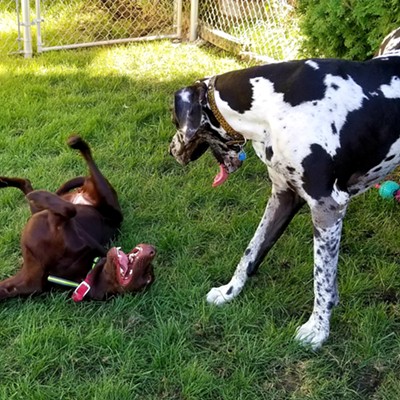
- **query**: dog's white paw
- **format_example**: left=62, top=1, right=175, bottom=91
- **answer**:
left=295, top=316, right=329, bottom=350
left=206, top=284, right=237, bottom=305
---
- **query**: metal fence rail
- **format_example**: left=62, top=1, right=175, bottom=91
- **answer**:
left=197, top=0, right=299, bottom=62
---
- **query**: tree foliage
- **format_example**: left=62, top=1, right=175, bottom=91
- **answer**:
left=296, top=0, right=400, bottom=59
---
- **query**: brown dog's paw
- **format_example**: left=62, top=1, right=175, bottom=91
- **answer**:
left=27, top=190, right=77, bottom=219
left=0, top=177, right=33, bottom=194
left=67, top=135, right=90, bottom=152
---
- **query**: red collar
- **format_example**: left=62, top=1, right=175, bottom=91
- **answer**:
left=71, top=256, right=100, bottom=302
left=47, top=257, right=100, bottom=302
left=71, top=271, right=95, bottom=302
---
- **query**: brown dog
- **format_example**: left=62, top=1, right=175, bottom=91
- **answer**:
left=0, top=136, right=156, bottom=301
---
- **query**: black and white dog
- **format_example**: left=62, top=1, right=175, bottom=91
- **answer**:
left=169, top=30, right=400, bottom=349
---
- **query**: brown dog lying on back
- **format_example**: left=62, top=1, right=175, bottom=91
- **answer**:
left=0, top=136, right=155, bottom=302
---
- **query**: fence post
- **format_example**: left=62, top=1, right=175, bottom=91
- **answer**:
left=35, top=0, right=43, bottom=53
left=174, top=0, right=183, bottom=38
left=189, top=0, right=199, bottom=41
left=20, top=0, right=32, bottom=58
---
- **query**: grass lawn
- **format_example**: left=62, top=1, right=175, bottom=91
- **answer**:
left=0, top=41, right=400, bottom=399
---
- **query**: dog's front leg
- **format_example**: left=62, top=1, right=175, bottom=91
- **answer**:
left=295, top=194, right=349, bottom=349
left=207, top=184, right=304, bottom=305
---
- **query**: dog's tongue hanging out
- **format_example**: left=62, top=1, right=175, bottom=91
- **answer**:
left=212, top=164, right=229, bottom=187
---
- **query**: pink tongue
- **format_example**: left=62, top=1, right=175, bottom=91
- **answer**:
left=212, top=164, right=229, bottom=187
left=118, top=250, right=129, bottom=274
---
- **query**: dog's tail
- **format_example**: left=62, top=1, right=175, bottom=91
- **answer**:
left=0, top=177, right=33, bottom=195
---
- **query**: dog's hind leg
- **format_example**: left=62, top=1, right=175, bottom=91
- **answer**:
left=0, top=177, right=33, bottom=195
left=0, top=249, right=46, bottom=300
left=67, top=135, right=122, bottom=225
left=295, top=190, right=349, bottom=349
left=0, top=177, right=44, bottom=214
left=55, top=177, right=86, bottom=196
left=207, top=179, right=304, bottom=306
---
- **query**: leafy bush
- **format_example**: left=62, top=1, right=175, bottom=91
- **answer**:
left=296, top=0, right=400, bottom=59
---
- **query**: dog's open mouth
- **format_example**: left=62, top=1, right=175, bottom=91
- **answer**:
left=111, top=245, right=156, bottom=287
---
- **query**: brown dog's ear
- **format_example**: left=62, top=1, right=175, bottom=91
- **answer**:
left=174, top=82, right=207, bottom=143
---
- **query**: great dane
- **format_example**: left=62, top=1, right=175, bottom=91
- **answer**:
left=169, top=30, right=400, bottom=349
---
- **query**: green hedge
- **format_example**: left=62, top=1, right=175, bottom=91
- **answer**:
left=296, top=0, right=400, bottom=60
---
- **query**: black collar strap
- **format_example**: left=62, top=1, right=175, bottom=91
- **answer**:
left=207, top=76, right=245, bottom=144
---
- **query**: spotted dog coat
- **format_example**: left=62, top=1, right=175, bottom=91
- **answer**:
left=170, top=35, right=400, bottom=349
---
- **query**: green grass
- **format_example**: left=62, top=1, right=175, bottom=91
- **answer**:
left=0, top=41, right=400, bottom=399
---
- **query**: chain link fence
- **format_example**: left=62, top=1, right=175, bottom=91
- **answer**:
left=37, top=0, right=183, bottom=52
left=198, top=0, right=300, bottom=62
left=0, top=0, right=184, bottom=56
left=0, top=0, right=23, bottom=56
left=1, top=0, right=298, bottom=61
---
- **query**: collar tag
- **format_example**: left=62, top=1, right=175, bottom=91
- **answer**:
left=238, top=149, right=247, bottom=161
left=71, top=280, right=91, bottom=302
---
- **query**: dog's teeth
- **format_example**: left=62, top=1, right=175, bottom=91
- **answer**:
left=129, top=270, right=133, bottom=276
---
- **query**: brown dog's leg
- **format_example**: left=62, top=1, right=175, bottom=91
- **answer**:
left=0, top=177, right=33, bottom=195
left=0, top=252, right=45, bottom=300
left=26, top=190, right=77, bottom=220
left=55, top=177, right=85, bottom=196
left=0, top=177, right=42, bottom=214
left=68, top=135, right=123, bottom=224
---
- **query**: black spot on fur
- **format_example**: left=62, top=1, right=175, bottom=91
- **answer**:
left=216, top=60, right=329, bottom=111
left=265, top=146, right=274, bottom=161
left=302, top=144, right=335, bottom=200
left=226, top=286, right=233, bottom=295
left=245, top=248, right=251, bottom=255
left=247, top=262, right=255, bottom=275
left=385, top=155, right=395, bottom=161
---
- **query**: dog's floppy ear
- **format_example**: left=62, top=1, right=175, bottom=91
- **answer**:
left=174, top=82, right=207, bottom=143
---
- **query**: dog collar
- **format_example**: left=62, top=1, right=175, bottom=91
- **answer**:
left=47, top=257, right=100, bottom=302
left=207, top=76, right=245, bottom=144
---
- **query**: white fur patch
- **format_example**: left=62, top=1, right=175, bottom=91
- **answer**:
left=179, top=89, right=191, bottom=103
left=72, top=193, right=93, bottom=206
left=305, top=60, right=319, bottom=70
left=380, top=76, right=400, bottom=98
